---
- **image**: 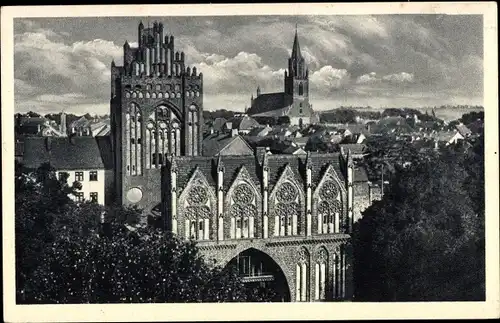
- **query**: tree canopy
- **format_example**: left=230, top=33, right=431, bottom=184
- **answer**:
left=16, top=162, right=274, bottom=303
left=352, top=136, right=484, bottom=301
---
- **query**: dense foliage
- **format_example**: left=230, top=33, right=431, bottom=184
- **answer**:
left=352, top=135, right=485, bottom=301
left=15, top=162, right=272, bottom=303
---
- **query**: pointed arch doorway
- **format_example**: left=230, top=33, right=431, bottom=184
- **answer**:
left=225, top=248, right=291, bottom=302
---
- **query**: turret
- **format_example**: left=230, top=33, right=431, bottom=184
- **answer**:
left=257, top=85, right=261, bottom=97
left=262, top=149, right=269, bottom=238
left=138, top=21, right=144, bottom=46
left=169, top=155, right=178, bottom=234
left=305, top=151, right=312, bottom=235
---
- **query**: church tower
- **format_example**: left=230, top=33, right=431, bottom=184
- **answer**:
left=110, top=21, right=203, bottom=210
left=284, top=26, right=311, bottom=126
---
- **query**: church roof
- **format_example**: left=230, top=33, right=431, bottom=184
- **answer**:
left=21, top=136, right=113, bottom=170
left=246, top=92, right=293, bottom=116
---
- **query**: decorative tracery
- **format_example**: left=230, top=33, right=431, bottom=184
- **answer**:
left=274, top=181, right=300, bottom=236
left=317, top=180, right=342, bottom=234
left=184, top=185, right=211, bottom=241
left=145, top=104, right=181, bottom=169
left=230, top=182, right=257, bottom=239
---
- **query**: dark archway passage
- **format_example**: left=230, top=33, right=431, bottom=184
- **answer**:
left=226, top=248, right=291, bottom=302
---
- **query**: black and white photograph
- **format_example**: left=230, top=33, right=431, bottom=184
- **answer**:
left=2, top=3, right=499, bottom=321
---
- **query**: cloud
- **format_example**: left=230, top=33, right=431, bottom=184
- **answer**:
left=382, top=72, right=415, bottom=84
left=356, top=72, right=379, bottom=84
left=13, top=16, right=483, bottom=113
left=196, top=51, right=285, bottom=95
left=14, top=27, right=122, bottom=113
left=310, top=66, right=350, bottom=92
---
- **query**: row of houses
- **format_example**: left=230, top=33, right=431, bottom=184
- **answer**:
left=15, top=113, right=110, bottom=138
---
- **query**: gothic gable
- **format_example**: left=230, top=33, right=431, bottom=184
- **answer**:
left=225, top=165, right=262, bottom=210
left=313, top=164, right=347, bottom=202
left=178, top=166, right=217, bottom=213
left=269, top=163, right=305, bottom=205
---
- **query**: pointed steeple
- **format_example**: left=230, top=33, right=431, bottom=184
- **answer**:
left=291, top=23, right=302, bottom=60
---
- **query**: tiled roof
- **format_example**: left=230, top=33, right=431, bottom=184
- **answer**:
left=354, top=166, right=369, bottom=183
left=22, top=136, right=112, bottom=170
left=171, top=152, right=345, bottom=194
left=229, top=115, right=261, bottom=130
left=339, top=143, right=368, bottom=156
left=202, top=133, right=253, bottom=157
left=455, top=124, right=472, bottom=137
left=247, top=125, right=272, bottom=137
left=211, top=117, right=227, bottom=132
left=247, top=92, right=293, bottom=116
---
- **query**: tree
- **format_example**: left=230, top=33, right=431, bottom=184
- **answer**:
left=16, top=163, right=274, bottom=303
left=352, top=138, right=484, bottom=301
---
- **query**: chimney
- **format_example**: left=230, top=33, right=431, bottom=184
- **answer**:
left=231, top=128, right=238, bottom=137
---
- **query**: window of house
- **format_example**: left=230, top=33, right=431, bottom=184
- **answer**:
left=89, top=171, right=98, bottom=181
left=58, top=172, right=67, bottom=181
left=74, top=192, right=84, bottom=202
left=90, top=192, right=98, bottom=203
left=75, top=171, right=84, bottom=182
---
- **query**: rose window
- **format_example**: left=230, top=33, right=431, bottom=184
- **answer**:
left=320, top=181, right=338, bottom=200
left=233, top=183, right=254, bottom=204
left=276, top=182, right=298, bottom=203
left=187, top=185, right=208, bottom=205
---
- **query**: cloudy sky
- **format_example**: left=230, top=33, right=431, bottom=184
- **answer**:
left=14, top=15, right=483, bottom=115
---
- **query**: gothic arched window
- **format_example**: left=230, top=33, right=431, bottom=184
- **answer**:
left=158, top=92, right=163, bottom=99
left=132, top=92, right=137, bottom=98
left=296, top=247, right=310, bottom=302
left=184, top=185, right=211, bottom=240
left=229, top=183, right=256, bottom=239
left=332, top=248, right=346, bottom=300
left=127, top=103, right=142, bottom=176
left=274, top=181, right=299, bottom=236
left=317, top=180, right=342, bottom=234
left=315, top=247, right=328, bottom=301
left=146, top=84, right=152, bottom=91
left=138, top=92, right=143, bottom=99
left=164, top=92, right=169, bottom=99
left=125, top=91, right=131, bottom=98
left=298, top=83, right=304, bottom=96
left=152, top=92, right=157, bottom=99
left=156, top=84, right=162, bottom=91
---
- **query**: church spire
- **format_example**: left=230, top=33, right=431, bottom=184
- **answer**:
left=291, top=24, right=302, bottom=60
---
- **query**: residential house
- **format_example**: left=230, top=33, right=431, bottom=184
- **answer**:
left=202, top=132, right=254, bottom=156
left=21, top=136, right=114, bottom=205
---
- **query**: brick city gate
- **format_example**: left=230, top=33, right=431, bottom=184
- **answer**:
left=197, top=235, right=352, bottom=302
